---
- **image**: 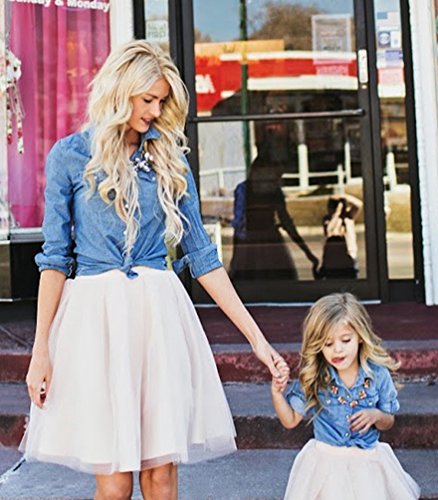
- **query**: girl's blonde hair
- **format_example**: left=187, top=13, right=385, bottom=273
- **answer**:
left=299, top=292, right=400, bottom=413
left=84, top=40, right=190, bottom=254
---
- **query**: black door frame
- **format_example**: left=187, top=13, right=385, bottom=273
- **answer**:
left=175, top=0, right=388, bottom=303
left=134, top=0, right=424, bottom=304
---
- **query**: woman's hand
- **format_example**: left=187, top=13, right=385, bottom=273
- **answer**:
left=26, top=345, right=52, bottom=409
left=252, top=337, right=289, bottom=380
left=271, top=358, right=290, bottom=394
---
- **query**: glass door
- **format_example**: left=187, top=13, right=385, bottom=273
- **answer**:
left=182, top=0, right=384, bottom=302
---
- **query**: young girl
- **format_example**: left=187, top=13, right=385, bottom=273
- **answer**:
left=272, top=292, right=420, bottom=500
left=21, top=41, right=286, bottom=500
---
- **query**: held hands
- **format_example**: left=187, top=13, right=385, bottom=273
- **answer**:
left=349, top=409, right=382, bottom=434
left=26, top=345, right=52, bottom=409
left=271, top=358, right=290, bottom=394
left=252, top=337, right=290, bottom=381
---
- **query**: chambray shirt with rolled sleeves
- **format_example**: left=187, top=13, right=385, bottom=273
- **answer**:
left=35, top=127, right=222, bottom=279
left=286, top=362, right=400, bottom=449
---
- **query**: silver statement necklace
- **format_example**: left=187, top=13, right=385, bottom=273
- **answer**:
left=129, top=143, right=154, bottom=173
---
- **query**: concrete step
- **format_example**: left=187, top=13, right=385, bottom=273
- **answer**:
left=1, top=340, right=438, bottom=383
left=0, top=448, right=436, bottom=499
left=224, top=382, right=438, bottom=449
left=1, top=382, right=437, bottom=449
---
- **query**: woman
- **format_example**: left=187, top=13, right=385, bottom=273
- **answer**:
left=21, top=41, right=288, bottom=500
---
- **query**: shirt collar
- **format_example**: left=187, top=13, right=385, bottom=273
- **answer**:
left=84, top=125, right=160, bottom=145
left=129, top=127, right=161, bottom=161
left=328, top=364, right=367, bottom=390
left=141, top=126, right=161, bottom=143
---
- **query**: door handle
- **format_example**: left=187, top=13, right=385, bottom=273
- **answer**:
left=357, top=49, right=369, bottom=86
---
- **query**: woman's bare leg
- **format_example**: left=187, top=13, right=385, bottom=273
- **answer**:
left=139, top=463, right=177, bottom=500
left=94, top=471, right=133, bottom=500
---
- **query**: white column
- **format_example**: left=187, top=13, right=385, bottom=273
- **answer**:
left=409, top=0, right=438, bottom=304
left=110, top=0, right=134, bottom=49
left=297, top=144, right=309, bottom=189
left=344, top=140, right=351, bottom=183
left=386, top=151, right=397, bottom=192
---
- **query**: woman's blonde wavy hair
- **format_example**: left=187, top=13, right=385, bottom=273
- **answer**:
left=299, top=292, right=400, bottom=414
left=84, top=40, right=190, bottom=254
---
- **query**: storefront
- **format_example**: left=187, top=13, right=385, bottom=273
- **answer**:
left=1, top=0, right=438, bottom=305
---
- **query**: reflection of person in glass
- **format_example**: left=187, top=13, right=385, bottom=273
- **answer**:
left=318, top=194, right=363, bottom=279
left=230, top=156, right=319, bottom=281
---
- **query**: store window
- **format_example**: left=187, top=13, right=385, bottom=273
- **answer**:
left=5, top=1, right=111, bottom=233
left=374, top=0, right=414, bottom=280
left=193, top=0, right=369, bottom=286
left=144, top=0, right=169, bottom=52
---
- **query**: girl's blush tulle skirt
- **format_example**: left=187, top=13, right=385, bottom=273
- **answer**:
left=284, top=439, right=420, bottom=500
left=19, top=267, right=237, bottom=474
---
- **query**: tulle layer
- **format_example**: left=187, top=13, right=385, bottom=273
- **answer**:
left=20, top=267, right=237, bottom=474
left=284, top=439, right=420, bottom=500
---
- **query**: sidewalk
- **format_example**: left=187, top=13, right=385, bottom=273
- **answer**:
left=1, top=448, right=437, bottom=500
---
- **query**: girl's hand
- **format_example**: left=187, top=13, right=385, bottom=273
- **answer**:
left=252, top=337, right=289, bottom=379
left=26, top=346, right=52, bottom=409
left=271, top=357, right=290, bottom=394
left=349, top=409, right=381, bottom=434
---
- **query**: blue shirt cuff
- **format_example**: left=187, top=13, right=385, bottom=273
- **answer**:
left=35, top=253, right=75, bottom=277
left=287, top=394, right=308, bottom=417
left=378, top=398, right=400, bottom=414
left=172, top=243, right=222, bottom=278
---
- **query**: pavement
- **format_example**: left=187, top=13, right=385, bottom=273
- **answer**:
left=0, top=449, right=437, bottom=500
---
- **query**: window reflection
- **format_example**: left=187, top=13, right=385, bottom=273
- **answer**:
left=229, top=138, right=319, bottom=281
left=194, top=0, right=357, bottom=118
left=198, top=118, right=367, bottom=282
left=144, top=0, right=169, bottom=52
left=374, top=0, right=414, bottom=279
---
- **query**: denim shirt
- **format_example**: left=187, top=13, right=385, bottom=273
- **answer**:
left=286, top=362, right=400, bottom=449
left=35, top=127, right=222, bottom=279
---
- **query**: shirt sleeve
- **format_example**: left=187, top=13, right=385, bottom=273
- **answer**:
left=34, top=139, right=76, bottom=276
left=376, top=367, right=400, bottom=414
left=285, top=379, right=309, bottom=418
left=172, top=157, right=223, bottom=278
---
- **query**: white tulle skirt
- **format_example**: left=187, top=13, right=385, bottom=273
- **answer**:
left=19, top=267, right=237, bottom=474
left=284, top=439, right=420, bottom=500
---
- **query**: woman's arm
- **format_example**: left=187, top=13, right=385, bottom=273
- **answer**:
left=197, top=267, right=283, bottom=378
left=343, top=193, right=363, bottom=220
left=26, top=270, right=66, bottom=408
left=276, top=201, right=319, bottom=275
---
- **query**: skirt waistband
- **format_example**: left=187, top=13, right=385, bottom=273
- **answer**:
left=73, top=266, right=170, bottom=281
left=314, top=439, right=377, bottom=456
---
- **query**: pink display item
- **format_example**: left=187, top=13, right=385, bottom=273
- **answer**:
left=7, top=3, right=110, bottom=228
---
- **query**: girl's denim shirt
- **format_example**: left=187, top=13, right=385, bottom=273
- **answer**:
left=35, top=128, right=222, bottom=279
left=286, top=362, right=399, bottom=449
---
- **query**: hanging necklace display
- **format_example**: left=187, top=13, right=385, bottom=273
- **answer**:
left=2, top=49, right=24, bottom=154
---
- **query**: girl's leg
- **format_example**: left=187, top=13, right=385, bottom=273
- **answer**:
left=139, top=463, right=177, bottom=500
left=94, top=471, right=133, bottom=500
